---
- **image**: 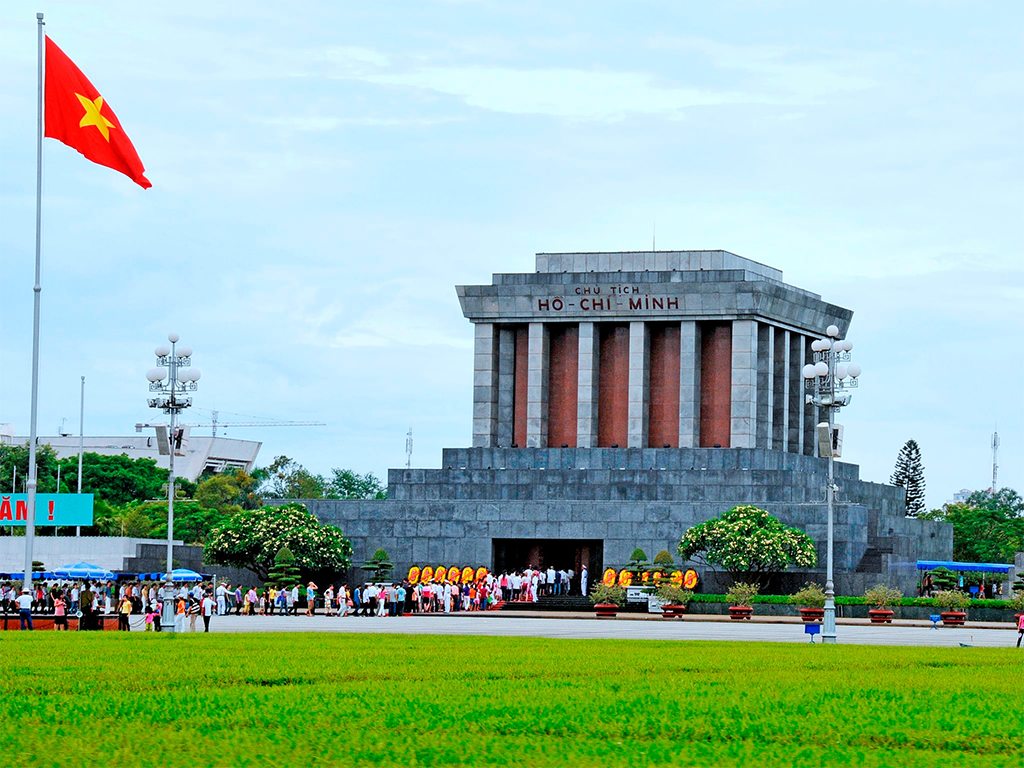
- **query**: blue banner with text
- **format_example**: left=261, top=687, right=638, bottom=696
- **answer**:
left=0, top=494, right=95, bottom=526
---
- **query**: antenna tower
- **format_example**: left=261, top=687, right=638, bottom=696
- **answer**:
left=991, top=429, right=999, bottom=491
left=406, top=427, right=413, bottom=469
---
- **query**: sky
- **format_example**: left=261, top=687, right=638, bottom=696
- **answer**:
left=0, top=1, right=1021, bottom=510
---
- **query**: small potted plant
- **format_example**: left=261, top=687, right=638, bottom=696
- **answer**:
left=933, top=589, right=970, bottom=626
left=590, top=584, right=626, bottom=618
left=726, top=582, right=758, bottom=620
left=655, top=584, right=692, bottom=619
left=791, top=582, right=826, bottom=623
left=863, top=584, right=902, bottom=624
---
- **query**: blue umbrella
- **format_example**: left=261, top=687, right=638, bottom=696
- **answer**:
left=163, top=568, right=203, bottom=582
left=53, top=562, right=116, bottom=580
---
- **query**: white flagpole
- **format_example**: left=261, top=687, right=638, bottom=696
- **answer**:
left=77, top=375, right=84, bottom=535
left=24, top=12, right=45, bottom=591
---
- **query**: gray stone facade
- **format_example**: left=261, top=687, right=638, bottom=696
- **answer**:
left=286, top=250, right=952, bottom=598
left=293, top=449, right=949, bottom=597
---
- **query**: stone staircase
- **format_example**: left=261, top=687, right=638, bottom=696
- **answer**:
left=500, top=595, right=593, bottom=612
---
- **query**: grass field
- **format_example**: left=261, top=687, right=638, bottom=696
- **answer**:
left=1, top=633, right=1019, bottom=768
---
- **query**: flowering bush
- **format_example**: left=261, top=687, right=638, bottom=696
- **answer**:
left=677, top=505, right=817, bottom=587
left=204, top=502, right=352, bottom=580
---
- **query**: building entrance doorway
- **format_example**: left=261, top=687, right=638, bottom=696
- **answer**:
left=491, top=539, right=603, bottom=590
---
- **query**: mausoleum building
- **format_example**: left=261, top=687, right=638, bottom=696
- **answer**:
left=295, top=250, right=951, bottom=595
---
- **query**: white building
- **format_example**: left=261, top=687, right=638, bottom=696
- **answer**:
left=3, top=433, right=261, bottom=482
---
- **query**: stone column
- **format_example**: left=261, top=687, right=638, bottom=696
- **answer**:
left=525, top=322, right=549, bottom=448
left=627, top=321, right=650, bottom=448
left=678, top=320, right=700, bottom=448
left=496, top=327, right=516, bottom=448
left=773, top=328, right=790, bottom=451
left=802, top=335, right=817, bottom=455
left=472, top=323, right=498, bottom=448
left=576, top=322, right=599, bottom=448
left=788, top=333, right=806, bottom=455
left=756, top=324, right=773, bottom=449
left=730, top=320, right=758, bottom=449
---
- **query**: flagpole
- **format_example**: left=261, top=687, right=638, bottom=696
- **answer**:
left=24, top=11, right=45, bottom=592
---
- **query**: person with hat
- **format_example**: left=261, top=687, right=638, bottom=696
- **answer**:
left=305, top=582, right=318, bottom=616
left=15, top=588, right=34, bottom=631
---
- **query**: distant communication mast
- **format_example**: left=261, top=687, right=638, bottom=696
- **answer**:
left=406, top=427, right=414, bottom=469
left=991, top=429, right=999, bottom=491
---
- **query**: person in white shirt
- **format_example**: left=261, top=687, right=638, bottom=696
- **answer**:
left=581, top=565, right=589, bottom=597
left=201, top=592, right=215, bottom=632
left=290, top=585, right=300, bottom=616
left=216, top=583, right=227, bottom=616
left=16, top=589, right=34, bottom=631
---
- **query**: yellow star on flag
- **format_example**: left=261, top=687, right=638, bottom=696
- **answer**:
left=75, top=92, right=115, bottom=142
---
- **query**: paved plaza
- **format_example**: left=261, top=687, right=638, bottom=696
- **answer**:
left=200, top=613, right=1017, bottom=648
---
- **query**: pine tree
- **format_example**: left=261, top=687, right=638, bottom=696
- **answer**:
left=890, top=439, right=926, bottom=517
left=266, top=546, right=302, bottom=588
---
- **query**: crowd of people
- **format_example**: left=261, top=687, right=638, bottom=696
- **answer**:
left=1, top=563, right=592, bottom=630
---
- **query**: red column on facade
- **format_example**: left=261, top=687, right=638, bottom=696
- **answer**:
left=648, top=323, right=681, bottom=447
left=547, top=324, right=579, bottom=447
left=699, top=322, right=732, bottom=447
left=598, top=324, right=629, bottom=447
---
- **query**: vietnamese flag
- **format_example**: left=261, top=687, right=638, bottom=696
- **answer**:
left=44, top=36, right=151, bottom=189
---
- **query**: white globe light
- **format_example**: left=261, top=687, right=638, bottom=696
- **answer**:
left=848, top=363, right=862, bottom=378
left=820, top=338, right=832, bottom=350
left=826, top=325, right=840, bottom=338
left=189, top=368, right=202, bottom=382
left=844, top=341, right=853, bottom=352
left=146, top=368, right=165, bottom=382
left=168, top=332, right=180, bottom=343
left=814, top=361, right=829, bottom=376
left=177, top=345, right=193, bottom=358
left=810, top=340, right=823, bottom=352
left=802, top=364, right=817, bottom=379
left=835, top=364, right=848, bottom=379
left=154, top=345, right=171, bottom=357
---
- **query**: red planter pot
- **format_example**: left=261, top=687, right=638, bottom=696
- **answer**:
left=940, top=611, right=966, bottom=627
left=594, top=603, right=619, bottom=618
left=728, top=606, right=753, bottom=621
left=661, top=604, right=686, bottom=619
left=798, top=608, right=824, bottom=623
left=868, top=609, right=895, bottom=624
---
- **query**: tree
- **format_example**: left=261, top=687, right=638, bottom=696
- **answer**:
left=0, top=443, right=60, bottom=493
left=361, top=548, right=394, bottom=582
left=328, top=469, right=387, bottom=500
left=266, top=546, right=302, bottom=588
left=890, top=440, right=926, bottom=517
left=677, top=505, right=818, bottom=588
left=195, top=470, right=262, bottom=514
left=204, top=502, right=352, bottom=580
left=259, top=456, right=329, bottom=499
left=920, top=488, right=1024, bottom=563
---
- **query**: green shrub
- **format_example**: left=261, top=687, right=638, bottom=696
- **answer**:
left=863, top=584, right=903, bottom=609
left=589, top=584, right=626, bottom=606
left=933, top=590, right=971, bottom=612
left=1009, top=592, right=1024, bottom=614
left=791, top=582, right=826, bottom=608
left=725, top=581, right=759, bottom=607
left=655, top=585, right=692, bottom=606
left=653, top=550, right=675, bottom=566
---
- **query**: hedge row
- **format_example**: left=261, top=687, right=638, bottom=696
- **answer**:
left=688, top=593, right=1018, bottom=609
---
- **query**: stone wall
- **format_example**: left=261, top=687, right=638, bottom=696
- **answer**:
left=283, top=447, right=951, bottom=597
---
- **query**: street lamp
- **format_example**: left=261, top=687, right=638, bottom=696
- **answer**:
left=146, top=332, right=200, bottom=632
left=802, top=323, right=862, bottom=644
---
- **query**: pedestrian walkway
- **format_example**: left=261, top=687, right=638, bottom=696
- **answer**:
left=206, top=613, right=1015, bottom=647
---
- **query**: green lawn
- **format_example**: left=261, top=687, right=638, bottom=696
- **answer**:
left=1, top=634, right=1019, bottom=768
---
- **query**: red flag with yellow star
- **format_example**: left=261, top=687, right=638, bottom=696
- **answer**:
left=44, top=36, right=151, bottom=189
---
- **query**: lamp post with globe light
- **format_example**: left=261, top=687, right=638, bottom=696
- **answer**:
left=146, top=332, right=200, bottom=631
left=802, top=324, right=861, bottom=644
